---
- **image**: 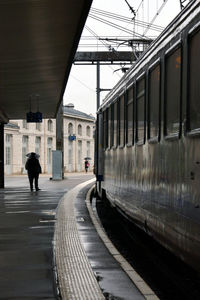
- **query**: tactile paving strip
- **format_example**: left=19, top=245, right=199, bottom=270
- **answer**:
left=55, top=179, right=105, bottom=300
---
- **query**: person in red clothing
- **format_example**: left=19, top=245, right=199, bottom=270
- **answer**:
left=84, top=160, right=90, bottom=173
left=25, top=152, right=42, bottom=191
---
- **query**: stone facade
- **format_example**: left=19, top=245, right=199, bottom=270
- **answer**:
left=63, top=104, right=95, bottom=172
left=4, top=105, right=95, bottom=175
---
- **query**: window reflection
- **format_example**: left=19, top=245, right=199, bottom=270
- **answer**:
left=188, top=29, right=200, bottom=131
left=149, top=64, right=160, bottom=139
left=127, top=87, right=133, bottom=144
left=165, top=47, right=181, bottom=135
left=136, top=77, right=145, bottom=143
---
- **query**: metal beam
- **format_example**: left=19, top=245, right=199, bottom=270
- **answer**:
left=99, top=38, right=152, bottom=44
left=73, top=62, right=133, bottom=66
left=74, top=51, right=140, bottom=62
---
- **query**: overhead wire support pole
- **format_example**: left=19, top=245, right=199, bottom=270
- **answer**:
left=96, top=62, right=100, bottom=183
left=96, top=62, right=100, bottom=111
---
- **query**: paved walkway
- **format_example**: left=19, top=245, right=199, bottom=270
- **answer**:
left=55, top=180, right=149, bottom=300
left=0, top=173, right=94, bottom=300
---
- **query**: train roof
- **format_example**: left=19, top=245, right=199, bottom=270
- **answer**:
left=99, top=0, right=199, bottom=111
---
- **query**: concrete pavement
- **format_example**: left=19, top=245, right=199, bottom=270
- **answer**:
left=0, top=173, right=94, bottom=300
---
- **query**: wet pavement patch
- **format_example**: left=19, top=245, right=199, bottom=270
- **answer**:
left=0, top=188, right=63, bottom=299
left=0, top=175, right=95, bottom=299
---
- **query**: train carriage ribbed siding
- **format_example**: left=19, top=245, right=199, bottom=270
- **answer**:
left=96, top=0, right=200, bottom=272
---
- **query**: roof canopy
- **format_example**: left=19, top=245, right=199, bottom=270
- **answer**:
left=0, top=0, right=92, bottom=122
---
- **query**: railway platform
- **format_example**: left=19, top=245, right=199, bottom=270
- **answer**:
left=0, top=174, right=158, bottom=300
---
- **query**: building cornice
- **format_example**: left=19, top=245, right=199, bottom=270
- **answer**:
left=63, top=113, right=95, bottom=123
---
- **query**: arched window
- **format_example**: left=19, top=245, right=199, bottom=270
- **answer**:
left=47, top=119, right=53, bottom=132
left=68, top=123, right=73, bottom=135
left=78, top=124, right=82, bottom=136
left=86, top=126, right=91, bottom=137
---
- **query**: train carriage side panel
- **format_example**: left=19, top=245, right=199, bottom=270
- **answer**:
left=98, top=1, right=200, bottom=271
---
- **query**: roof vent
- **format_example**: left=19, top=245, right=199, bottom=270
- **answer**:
left=66, top=103, right=74, bottom=108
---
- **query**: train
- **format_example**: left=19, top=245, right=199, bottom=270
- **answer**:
left=95, top=0, right=200, bottom=272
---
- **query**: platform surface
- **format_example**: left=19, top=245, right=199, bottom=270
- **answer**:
left=0, top=174, right=157, bottom=300
left=0, top=173, right=93, bottom=300
left=55, top=180, right=148, bottom=300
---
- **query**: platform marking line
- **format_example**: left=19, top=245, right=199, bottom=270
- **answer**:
left=86, top=185, right=160, bottom=300
left=55, top=179, right=105, bottom=300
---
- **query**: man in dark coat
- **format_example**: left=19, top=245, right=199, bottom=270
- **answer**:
left=25, top=152, right=42, bottom=191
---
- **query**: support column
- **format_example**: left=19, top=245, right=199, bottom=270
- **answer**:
left=0, top=123, right=4, bottom=188
left=96, top=62, right=100, bottom=111
left=95, top=62, right=100, bottom=178
left=56, top=101, right=64, bottom=179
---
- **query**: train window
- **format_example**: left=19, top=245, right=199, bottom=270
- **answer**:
left=188, top=28, right=200, bottom=131
left=113, top=101, right=118, bottom=147
left=119, top=94, right=125, bottom=147
left=165, top=47, right=181, bottom=136
left=110, top=104, right=114, bottom=147
left=103, top=109, right=108, bottom=149
left=108, top=106, right=112, bottom=148
left=136, top=76, right=145, bottom=143
left=148, top=63, right=160, bottom=139
left=126, top=86, right=134, bottom=145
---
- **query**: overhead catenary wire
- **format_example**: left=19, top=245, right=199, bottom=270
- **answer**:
left=84, top=25, right=123, bottom=78
left=86, top=5, right=165, bottom=52
left=70, top=74, right=96, bottom=93
left=136, top=0, right=144, bottom=14
left=79, top=1, right=170, bottom=76
left=80, top=35, right=156, bottom=39
left=89, top=14, right=150, bottom=39
left=142, top=0, right=169, bottom=35
left=85, top=25, right=110, bottom=49
left=90, top=8, right=164, bottom=32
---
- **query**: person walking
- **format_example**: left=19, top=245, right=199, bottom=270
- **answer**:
left=25, top=152, right=42, bottom=191
left=85, top=160, right=90, bottom=173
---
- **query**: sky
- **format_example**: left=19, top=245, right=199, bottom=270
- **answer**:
left=63, top=0, right=182, bottom=116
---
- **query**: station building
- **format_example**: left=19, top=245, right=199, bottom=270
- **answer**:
left=4, top=104, right=95, bottom=175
